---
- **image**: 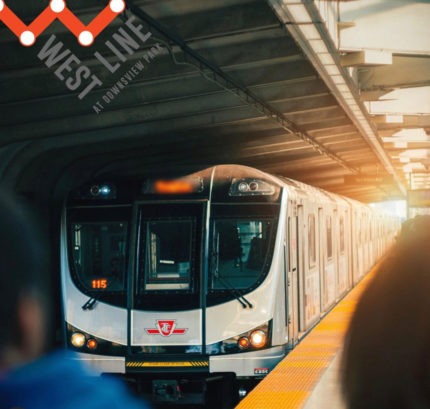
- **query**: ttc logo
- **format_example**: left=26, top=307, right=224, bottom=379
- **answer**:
left=145, top=320, right=188, bottom=337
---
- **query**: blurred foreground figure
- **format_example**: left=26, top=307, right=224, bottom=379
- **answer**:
left=342, top=215, right=430, bottom=409
left=0, top=190, right=149, bottom=409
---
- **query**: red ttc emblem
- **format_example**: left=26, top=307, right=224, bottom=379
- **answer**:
left=145, top=320, right=188, bottom=337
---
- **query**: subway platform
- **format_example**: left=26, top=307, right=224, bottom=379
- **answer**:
left=236, top=267, right=376, bottom=409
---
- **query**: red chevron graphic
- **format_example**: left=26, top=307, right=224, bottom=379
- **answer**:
left=0, top=0, right=125, bottom=46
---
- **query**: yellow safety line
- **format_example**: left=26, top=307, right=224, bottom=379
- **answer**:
left=236, top=267, right=377, bottom=409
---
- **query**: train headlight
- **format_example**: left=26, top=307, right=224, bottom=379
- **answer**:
left=71, top=332, right=86, bottom=348
left=99, top=185, right=111, bottom=195
left=87, top=338, right=98, bottom=350
left=249, top=330, right=267, bottom=348
left=90, top=184, right=111, bottom=196
left=238, top=182, right=249, bottom=192
left=71, top=182, right=117, bottom=200
left=67, top=324, right=126, bottom=355
left=211, top=321, right=271, bottom=354
left=229, top=178, right=276, bottom=196
left=238, top=337, right=250, bottom=350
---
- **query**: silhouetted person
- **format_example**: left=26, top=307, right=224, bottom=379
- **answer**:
left=342, top=215, right=430, bottom=409
left=0, top=190, right=150, bottom=409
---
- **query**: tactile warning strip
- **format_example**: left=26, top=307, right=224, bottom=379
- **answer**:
left=236, top=268, right=376, bottom=409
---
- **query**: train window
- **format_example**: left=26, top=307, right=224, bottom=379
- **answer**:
left=340, top=216, right=345, bottom=254
left=308, top=214, right=316, bottom=268
left=326, top=216, right=333, bottom=260
left=139, top=219, right=194, bottom=291
left=210, top=219, right=273, bottom=290
left=70, top=222, right=128, bottom=292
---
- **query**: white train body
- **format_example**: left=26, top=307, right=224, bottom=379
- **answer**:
left=61, top=165, right=399, bottom=403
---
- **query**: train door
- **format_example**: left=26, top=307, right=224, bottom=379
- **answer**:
left=286, top=210, right=299, bottom=348
left=356, top=212, right=364, bottom=282
left=318, top=207, right=326, bottom=312
left=303, top=205, right=321, bottom=330
left=333, top=209, right=339, bottom=300
left=127, top=201, right=208, bottom=365
left=344, top=209, right=354, bottom=289
left=365, top=212, right=372, bottom=271
left=363, top=213, right=368, bottom=271
left=297, top=204, right=305, bottom=334
left=349, top=208, right=357, bottom=285
left=336, top=210, right=351, bottom=296
left=320, top=206, right=336, bottom=311
left=366, top=214, right=371, bottom=271
left=378, top=219, right=382, bottom=257
left=368, top=216, right=374, bottom=265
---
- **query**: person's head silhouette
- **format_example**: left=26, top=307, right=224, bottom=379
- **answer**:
left=342, top=215, right=430, bottom=408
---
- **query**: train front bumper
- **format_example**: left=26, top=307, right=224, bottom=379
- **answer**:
left=71, top=345, right=286, bottom=378
left=209, top=345, right=286, bottom=378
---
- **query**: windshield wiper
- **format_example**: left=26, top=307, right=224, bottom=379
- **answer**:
left=215, top=273, right=253, bottom=309
left=82, top=297, right=97, bottom=310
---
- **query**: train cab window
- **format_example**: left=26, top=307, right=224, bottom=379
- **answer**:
left=70, top=222, right=128, bottom=292
left=326, top=216, right=333, bottom=260
left=139, top=219, right=194, bottom=291
left=308, top=214, right=316, bottom=268
left=211, top=219, right=273, bottom=290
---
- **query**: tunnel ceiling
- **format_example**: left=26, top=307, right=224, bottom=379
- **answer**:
left=0, top=0, right=405, bottom=203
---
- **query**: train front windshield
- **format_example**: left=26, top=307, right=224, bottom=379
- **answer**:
left=68, top=204, right=278, bottom=309
left=211, top=219, right=273, bottom=290
left=138, top=219, right=195, bottom=292
left=71, top=221, right=128, bottom=292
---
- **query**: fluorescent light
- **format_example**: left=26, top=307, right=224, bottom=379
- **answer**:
left=343, top=91, right=354, bottom=100
left=385, top=114, right=404, bottom=123
left=392, top=128, right=429, bottom=142
left=308, top=39, right=328, bottom=53
left=362, top=124, right=373, bottom=134
left=299, top=24, right=320, bottom=38
left=344, top=97, right=356, bottom=103
left=337, top=84, right=350, bottom=93
left=288, top=4, right=311, bottom=22
left=403, top=163, right=425, bottom=172
left=325, top=65, right=339, bottom=75
left=319, top=53, right=335, bottom=65
left=402, top=149, right=430, bottom=159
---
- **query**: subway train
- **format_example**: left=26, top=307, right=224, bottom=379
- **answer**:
left=61, top=164, right=400, bottom=406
